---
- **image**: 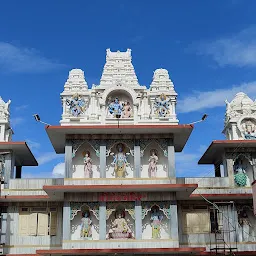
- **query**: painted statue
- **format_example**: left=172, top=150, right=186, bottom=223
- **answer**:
left=234, top=160, right=250, bottom=187
left=111, top=143, right=129, bottom=178
left=238, top=210, right=251, bottom=242
left=243, top=120, right=256, bottom=140
left=150, top=206, right=163, bottom=239
left=122, top=101, right=132, bottom=118
left=154, top=93, right=170, bottom=117
left=108, top=210, right=133, bottom=239
left=108, top=98, right=123, bottom=118
left=148, top=149, right=158, bottom=178
left=66, top=93, right=86, bottom=117
left=83, top=151, right=93, bottom=178
left=80, top=211, right=92, bottom=239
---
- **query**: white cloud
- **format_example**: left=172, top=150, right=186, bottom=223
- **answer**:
left=175, top=146, right=214, bottom=177
left=196, top=26, right=256, bottom=67
left=11, top=117, right=24, bottom=126
left=0, top=42, right=65, bottom=73
left=15, top=105, right=28, bottom=111
left=177, top=81, right=256, bottom=113
left=26, top=139, right=41, bottom=150
left=37, top=152, right=63, bottom=165
left=52, top=162, right=65, bottom=178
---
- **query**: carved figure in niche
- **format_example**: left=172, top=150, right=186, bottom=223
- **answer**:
left=108, top=97, right=122, bottom=118
left=150, top=206, right=163, bottom=239
left=234, top=159, right=250, bottom=187
left=122, top=101, right=132, bottom=118
left=154, top=93, right=170, bottom=117
left=108, top=210, right=133, bottom=239
left=148, top=149, right=158, bottom=178
left=66, top=93, right=86, bottom=117
left=111, top=143, right=129, bottom=178
left=238, top=210, right=251, bottom=242
left=242, top=120, right=256, bottom=140
left=80, top=210, right=92, bottom=239
left=83, top=151, right=92, bottom=178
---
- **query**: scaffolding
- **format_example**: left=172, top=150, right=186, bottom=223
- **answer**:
left=209, top=201, right=238, bottom=256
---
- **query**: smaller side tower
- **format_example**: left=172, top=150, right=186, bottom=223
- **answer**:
left=0, top=97, right=12, bottom=142
left=223, top=92, right=256, bottom=140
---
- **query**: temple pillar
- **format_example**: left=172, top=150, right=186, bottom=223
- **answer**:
left=15, top=166, right=22, bottom=178
left=65, top=140, right=73, bottom=178
left=168, top=139, right=175, bottom=177
left=4, top=153, right=14, bottom=189
left=170, top=201, right=179, bottom=243
left=214, top=163, right=221, bottom=177
left=224, top=153, right=235, bottom=187
left=135, top=200, right=142, bottom=239
left=99, top=202, right=106, bottom=240
left=63, top=201, right=71, bottom=240
left=100, top=140, right=106, bottom=178
left=134, top=140, right=141, bottom=178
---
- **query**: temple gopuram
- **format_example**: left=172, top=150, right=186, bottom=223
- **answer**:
left=0, top=49, right=256, bottom=255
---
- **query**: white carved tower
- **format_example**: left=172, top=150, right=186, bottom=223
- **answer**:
left=60, top=49, right=179, bottom=125
left=223, top=92, right=256, bottom=140
left=0, top=97, right=12, bottom=141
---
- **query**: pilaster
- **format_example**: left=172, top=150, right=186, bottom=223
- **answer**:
left=134, top=140, right=141, bottom=178
left=135, top=200, right=142, bottom=239
left=65, top=140, right=73, bottom=178
left=170, top=201, right=179, bottom=243
left=99, top=202, right=106, bottom=240
left=63, top=201, right=71, bottom=240
left=167, top=139, right=175, bottom=177
left=100, top=140, right=106, bottom=178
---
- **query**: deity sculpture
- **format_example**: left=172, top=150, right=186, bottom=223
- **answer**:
left=243, top=120, right=256, bottom=140
left=154, top=93, right=170, bottom=117
left=111, top=143, right=129, bottom=178
left=83, top=151, right=93, bottom=178
left=122, top=101, right=132, bottom=118
left=234, top=160, right=250, bottom=187
left=150, top=206, right=163, bottom=239
left=238, top=210, right=251, bottom=242
left=108, top=98, right=123, bottom=118
left=148, top=149, right=158, bottom=178
left=108, top=210, right=133, bottom=239
left=66, top=93, right=86, bottom=117
left=80, top=211, right=92, bottom=239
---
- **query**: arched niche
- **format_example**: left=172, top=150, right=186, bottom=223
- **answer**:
left=106, top=202, right=135, bottom=239
left=237, top=205, right=256, bottom=242
left=141, top=141, right=167, bottom=178
left=106, top=142, right=134, bottom=178
left=142, top=202, right=170, bottom=240
left=233, top=155, right=253, bottom=187
left=70, top=203, right=99, bottom=240
left=72, top=142, right=100, bottom=178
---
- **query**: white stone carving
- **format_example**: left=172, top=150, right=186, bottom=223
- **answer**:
left=223, top=92, right=256, bottom=140
left=60, top=49, right=179, bottom=125
left=0, top=97, right=12, bottom=142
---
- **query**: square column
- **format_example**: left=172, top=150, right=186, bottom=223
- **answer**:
left=63, top=201, right=71, bottom=241
left=100, top=140, right=106, bottom=178
left=167, top=139, right=175, bottom=177
left=170, top=201, right=179, bottom=243
left=134, top=140, right=141, bottom=178
left=99, top=202, right=106, bottom=240
left=4, top=153, right=14, bottom=189
left=135, top=200, right=142, bottom=239
left=65, top=140, right=73, bottom=178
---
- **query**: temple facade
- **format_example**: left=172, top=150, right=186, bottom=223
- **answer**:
left=0, top=49, right=256, bottom=255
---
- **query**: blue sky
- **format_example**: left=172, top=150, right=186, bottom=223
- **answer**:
left=1, top=0, right=256, bottom=178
